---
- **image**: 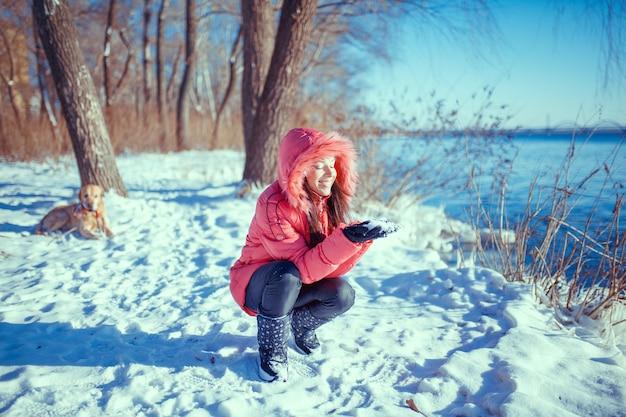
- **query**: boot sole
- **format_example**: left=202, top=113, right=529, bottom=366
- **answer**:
left=258, top=366, right=278, bottom=382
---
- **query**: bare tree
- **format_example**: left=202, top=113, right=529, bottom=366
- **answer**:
left=103, top=0, right=134, bottom=113
left=32, top=18, right=62, bottom=146
left=241, top=0, right=274, bottom=150
left=242, top=0, right=319, bottom=185
left=103, top=0, right=116, bottom=109
left=143, top=0, right=154, bottom=107
left=597, top=0, right=626, bottom=90
left=553, top=0, right=625, bottom=93
left=33, top=0, right=128, bottom=197
left=176, top=0, right=198, bottom=151
left=211, top=25, right=242, bottom=147
left=156, top=0, right=170, bottom=150
left=1, top=1, right=490, bottom=161
left=0, top=27, right=25, bottom=129
left=238, top=0, right=496, bottom=186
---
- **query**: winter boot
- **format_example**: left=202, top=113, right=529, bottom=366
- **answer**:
left=291, top=306, right=330, bottom=355
left=257, top=313, right=290, bottom=382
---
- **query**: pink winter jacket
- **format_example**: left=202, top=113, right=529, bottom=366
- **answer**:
left=229, top=128, right=372, bottom=316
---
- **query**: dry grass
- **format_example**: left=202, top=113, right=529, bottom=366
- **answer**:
left=0, top=105, right=244, bottom=161
left=467, top=132, right=625, bottom=339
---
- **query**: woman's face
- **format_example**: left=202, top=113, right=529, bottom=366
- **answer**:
left=306, top=156, right=337, bottom=197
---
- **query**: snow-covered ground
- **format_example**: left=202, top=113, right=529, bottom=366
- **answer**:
left=1, top=150, right=625, bottom=417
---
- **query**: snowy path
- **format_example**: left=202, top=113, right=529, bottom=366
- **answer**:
left=1, top=151, right=625, bottom=417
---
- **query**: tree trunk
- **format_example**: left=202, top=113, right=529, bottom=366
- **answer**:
left=0, top=27, right=25, bottom=130
left=176, top=0, right=197, bottom=151
left=33, top=0, right=128, bottom=197
left=243, top=0, right=319, bottom=185
left=241, top=0, right=274, bottom=150
left=32, top=20, right=62, bottom=148
left=103, top=0, right=116, bottom=109
left=102, top=1, right=134, bottom=117
left=142, top=0, right=153, bottom=108
left=156, top=0, right=169, bottom=150
left=211, top=25, right=242, bottom=147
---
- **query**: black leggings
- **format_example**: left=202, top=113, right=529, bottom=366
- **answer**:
left=244, top=260, right=355, bottom=319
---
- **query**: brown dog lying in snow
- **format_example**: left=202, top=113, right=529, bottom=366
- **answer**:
left=34, top=184, right=114, bottom=239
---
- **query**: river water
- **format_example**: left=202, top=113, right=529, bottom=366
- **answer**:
left=446, top=133, right=624, bottom=227
left=430, top=132, right=625, bottom=281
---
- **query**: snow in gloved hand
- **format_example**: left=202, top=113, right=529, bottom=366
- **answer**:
left=342, top=219, right=401, bottom=243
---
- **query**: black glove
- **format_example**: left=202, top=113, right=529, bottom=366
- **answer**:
left=343, top=220, right=397, bottom=243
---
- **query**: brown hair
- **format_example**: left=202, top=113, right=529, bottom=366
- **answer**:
left=305, top=182, right=351, bottom=247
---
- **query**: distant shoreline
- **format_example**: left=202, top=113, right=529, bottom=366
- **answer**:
left=380, top=126, right=625, bottom=138
left=513, top=127, right=625, bottom=137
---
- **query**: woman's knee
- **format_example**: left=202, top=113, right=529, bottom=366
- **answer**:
left=245, top=261, right=302, bottom=316
left=260, top=261, right=302, bottom=317
left=270, top=261, right=302, bottom=292
left=311, top=278, right=355, bottom=318
left=335, top=280, right=355, bottom=312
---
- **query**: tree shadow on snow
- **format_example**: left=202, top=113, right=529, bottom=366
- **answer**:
left=0, top=321, right=258, bottom=381
left=124, top=183, right=242, bottom=209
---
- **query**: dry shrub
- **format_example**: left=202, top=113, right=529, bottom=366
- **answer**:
left=1, top=112, right=71, bottom=161
left=1, top=104, right=244, bottom=161
left=345, top=89, right=516, bottom=211
left=469, top=132, right=626, bottom=339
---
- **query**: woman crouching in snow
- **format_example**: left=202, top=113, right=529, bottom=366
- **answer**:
left=229, top=128, right=398, bottom=382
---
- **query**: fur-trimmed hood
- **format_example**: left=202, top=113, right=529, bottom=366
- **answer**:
left=277, top=128, right=358, bottom=213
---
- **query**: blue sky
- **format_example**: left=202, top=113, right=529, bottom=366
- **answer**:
left=364, top=1, right=625, bottom=129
